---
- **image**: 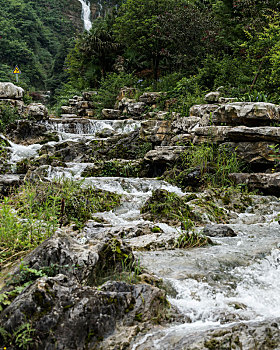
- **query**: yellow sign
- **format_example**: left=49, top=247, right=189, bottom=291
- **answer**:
left=13, top=65, right=21, bottom=74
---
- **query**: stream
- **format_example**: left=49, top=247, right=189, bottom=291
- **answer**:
left=6, top=117, right=280, bottom=349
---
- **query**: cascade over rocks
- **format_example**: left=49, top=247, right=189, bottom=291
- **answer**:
left=2, top=85, right=280, bottom=349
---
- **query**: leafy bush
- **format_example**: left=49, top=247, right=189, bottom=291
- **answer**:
left=93, top=72, right=138, bottom=114
left=0, top=103, right=20, bottom=132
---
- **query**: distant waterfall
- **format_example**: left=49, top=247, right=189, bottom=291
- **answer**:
left=97, top=0, right=103, bottom=17
left=78, top=0, right=92, bottom=31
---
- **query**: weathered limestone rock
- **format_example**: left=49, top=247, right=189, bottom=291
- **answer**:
left=218, top=97, right=238, bottom=103
left=0, top=82, right=24, bottom=100
left=203, top=224, right=237, bottom=237
left=137, top=318, right=280, bottom=350
left=0, top=275, right=169, bottom=350
left=117, top=87, right=138, bottom=101
left=229, top=172, right=280, bottom=195
left=189, top=104, right=219, bottom=126
left=140, top=120, right=171, bottom=144
left=118, top=98, right=146, bottom=117
left=227, top=126, right=280, bottom=142
left=144, top=146, right=187, bottom=163
left=139, top=92, right=162, bottom=105
left=221, top=142, right=278, bottom=169
left=60, top=113, right=78, bottom=118
left=102, top=109, right=121, bottom=119
left=60, top=106, right=76, bottom=114
left=205, top=91, right=220, bottom=103
left=212, top=102, right=280, bottom=126
left=192, top=126, right=231, bottom=144
left=26, top=103, right=48, bottom=121
left=172, top=116, right=200, bottom=134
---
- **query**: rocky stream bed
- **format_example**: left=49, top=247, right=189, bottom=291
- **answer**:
left=0, top=83, right=280, bottom=349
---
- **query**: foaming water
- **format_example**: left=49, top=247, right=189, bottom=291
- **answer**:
left=43, top=119, right=141, bottom=141
left=132, top=247, right=280, bottom=349
left=78, top=0, right=92, bottom=31
left=9, top=141, right=42, bottom=163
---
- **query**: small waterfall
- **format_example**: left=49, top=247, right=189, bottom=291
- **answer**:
left=79, top=0, right=92, bottom=31
left=97, top=0, right=103, bottom=17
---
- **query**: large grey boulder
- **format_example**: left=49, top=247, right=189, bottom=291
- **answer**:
left=0, top=275, right=169, bottom=350
left=229, top=172, right=280, bottom=195
left=27, top=103, right=48, bottom=121
left=0, top=82, right=24, bottom=100
left=212, top=102, right=280, bottom=126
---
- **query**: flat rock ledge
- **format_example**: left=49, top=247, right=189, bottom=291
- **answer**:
left=229, top=172, right=280, bottom=195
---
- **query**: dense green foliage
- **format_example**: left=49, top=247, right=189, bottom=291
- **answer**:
left=1, top=0, right=280, bottom=106
left=63, top=0, right=280, bottom=106
left=0, top=0, right=77, bottom=90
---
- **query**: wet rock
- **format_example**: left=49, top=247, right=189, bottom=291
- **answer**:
left=0, top=275, right=169, bottom=350
left=205, top=91, right=220, bottom=103
left=26, top=103, right=48, bottom=121
left=13, top=231, right=133, bottom=286
left=0, top=82, right=24, bottom=100
left=203, top=224, right=237, bottom=237
left=229, top=172, right=280, bottom=196
left=0, top=174, right=24, bottom=196
left=60, top=113, right=78, bottom=118
left=162, top=318, right=280, bottom=350
left=212, top=102, right=280, bottom=126
left=7, top=120, right=58, bottom=145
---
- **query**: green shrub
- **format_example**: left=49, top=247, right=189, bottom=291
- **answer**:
left=0, top=103, right=20, bottom=132
left=93, top=72, right=138, bottom=114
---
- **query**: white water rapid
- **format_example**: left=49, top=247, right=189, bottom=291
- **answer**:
left=4, top=115, right=280, bottom=348
left=78, top=0, right=92, bottom=31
